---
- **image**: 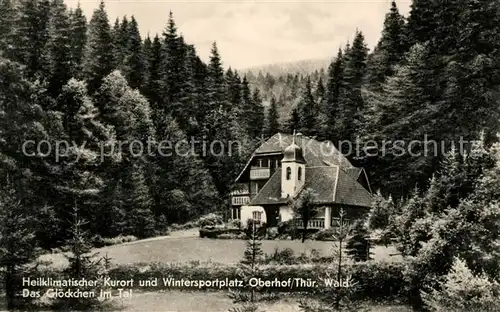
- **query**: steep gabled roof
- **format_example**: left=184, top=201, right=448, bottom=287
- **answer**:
left=249, top=169, right=288, bottom=205
left=236, top=133, right=353, bottom=183
left=249, top=165, right=373, bottom=208
left=254, top=133, right=353, bottom=168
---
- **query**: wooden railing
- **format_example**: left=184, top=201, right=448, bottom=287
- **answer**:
left=231, top=195, right=250, bottom=206
left=295, top=218, right=325, bottom=229
left=250, top=167, right=271, bottom=180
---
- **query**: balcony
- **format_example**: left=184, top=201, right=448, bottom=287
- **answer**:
left=250, top=167, right=271, bottom=180
left=232, top=195, right=250, bottom=206
left=294, top=218, right=325, bottom=229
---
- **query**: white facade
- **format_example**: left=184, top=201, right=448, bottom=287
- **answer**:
left=240, top=205, right=266, bottom=227
left=279, top=205, right=294, bottom=222
left=281, top=161, right=306, bottom=198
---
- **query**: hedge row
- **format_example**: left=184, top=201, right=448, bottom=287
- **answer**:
left=107, top=261, right=408, bottom=301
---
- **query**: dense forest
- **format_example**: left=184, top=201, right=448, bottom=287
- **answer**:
left=1, top=0, right=500, bottom=310
left=0, top=0, right=499, bottom=243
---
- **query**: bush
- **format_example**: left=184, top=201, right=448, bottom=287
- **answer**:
left=266, top=227, right=279, bottom=240
left=197, top=213, right=223, bottom=227
left=227, top=219, right=242, bottom=229
left=217, top=233, right=246, bottom=239
left=91, top=234, right=137, bottom=248
left=106, top=260, right=407, bottom=301
left=199, top=227, right=242, bottom=238
left=264, top=247, right=296, bottom=265
left=421, top=257, right=500, bottom=312
left=310, top=228, right=336, bottom=241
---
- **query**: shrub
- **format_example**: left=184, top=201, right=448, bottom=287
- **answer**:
left=310, top=228, right=336, bottom=241
left=421, top=257, right=500, bottom=312
left=346, top=220, right=372, bottom=262
left=277, top=220, right=299, bottom=239
left=217, top=233, right=246, bottom=239
left=264, top=247, right=296, bottom=265
left=106, top=260, right=407, bottom=301
left=197, top=213, right=224, bottom=227
left=91, top=234, right=138, bottom=248
left=227, top=219, right=242, bottom=229
left=266, top=227, right=279, bottom=240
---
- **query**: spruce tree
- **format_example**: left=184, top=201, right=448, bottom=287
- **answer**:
left=229, top=221, right=264, bottom=312
left=320, top=48, right=344, bottom=142
left=297, top=77, right=318, bottom=137
left=365, top=0, right=407, bottom=87
left=123, top=16, right=145, bottom=89
left=346, top=219, right=372, bottom=262
left=82, top=0, right=115, bottom=93
left=285, top=107, right=300, bottom=134
left=299, top=208, right=368, bottom=312
left=144, top=34, right=163, bottom=116
left=44, top=0, right=72, bottom=95
left=314, top=76, right=325, bottom=103
left=264, top=96, right=280, bottom=137
left=69, top=3, right=87, bottom=78
left=123, top=164, right=156, bottom=238
left=0, top=183, right=38, bottom=310
left=247, top=88, right=265, bottom=139
left=335, top=31, right=368, bottom=146
left=0, top=0, right=17, bottom=59
left=159, top=11, right=185, bottom=121
left=16, top=0, right=52, bottom=77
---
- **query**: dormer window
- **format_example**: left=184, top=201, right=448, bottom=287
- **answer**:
left=286, top=167, right=291, bottom=180
left=298, top=167, right=302, bottom=180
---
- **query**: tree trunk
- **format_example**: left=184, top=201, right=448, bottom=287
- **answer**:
left=6, top=264, right=15, bottom=310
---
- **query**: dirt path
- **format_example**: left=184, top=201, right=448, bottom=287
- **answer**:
left=118, top=228, right=199, bottom=247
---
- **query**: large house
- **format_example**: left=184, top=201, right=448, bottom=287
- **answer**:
left=230, top=132, right=373, bottom=229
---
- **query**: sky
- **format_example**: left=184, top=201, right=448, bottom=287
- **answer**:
left=65, top=0, right=412, bottom=69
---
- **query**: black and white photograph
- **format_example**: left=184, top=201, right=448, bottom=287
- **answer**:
left=1, top=0, right=500, bottom=311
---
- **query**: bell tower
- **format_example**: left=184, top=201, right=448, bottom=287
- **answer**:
left=281, top=131, right=306, bottom=198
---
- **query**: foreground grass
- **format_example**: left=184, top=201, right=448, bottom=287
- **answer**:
left=112, top=290, right=412, bottom=312
left=40, top=235, right=402, bottom=268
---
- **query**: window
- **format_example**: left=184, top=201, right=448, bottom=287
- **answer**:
left=286, top=167, right=291, bottom=180
left=298, top=167, right=302, bottom=180
left=262, top=159, right=269, bottom=167
left=252, top=211, right=262, bottom=225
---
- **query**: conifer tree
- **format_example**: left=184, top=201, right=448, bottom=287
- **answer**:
left=0, top=183, right=38, bottom=310
left=123, top=163, right=156, bottom=238
left=299, top=208, right=367, bottom=312
left=123, top=16, right=145, bottom=90
left=57, top=205, right=109, bottom=310
left=69, top=3, right=87, bottom=78
left=201, top=42, right=249, bottom=211
left=229, top=221, right=264, bottom=312
left=82, top=0, right=115, bottom=93
left=159, top=11, right=185, bottom=120
left=346, top=219, right=372, bottom=262
left=264, top=96, right=280, bottom=137
left=314, top=76, right=325, bottom=103
left=44, top=0, right=72, bottom=95
left=365, top=0, right=407, bottom=87
left=335, top=31, right=368, bottom=146
left=144, top=34, right=163, bottom=115
left=285, top=107, right=300, bottom=134
left=297, top=77, right=318, bottom=137
left=247, top=88, right=265, bottom=139
left=16, top=0, right=52, bottom=77
left=320, top=49, right=344, bottom=142
left=0, top=0, right=17, bottom=59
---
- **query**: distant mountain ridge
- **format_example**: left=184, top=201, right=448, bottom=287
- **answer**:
left=241, top=57, right=332, bottom=76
